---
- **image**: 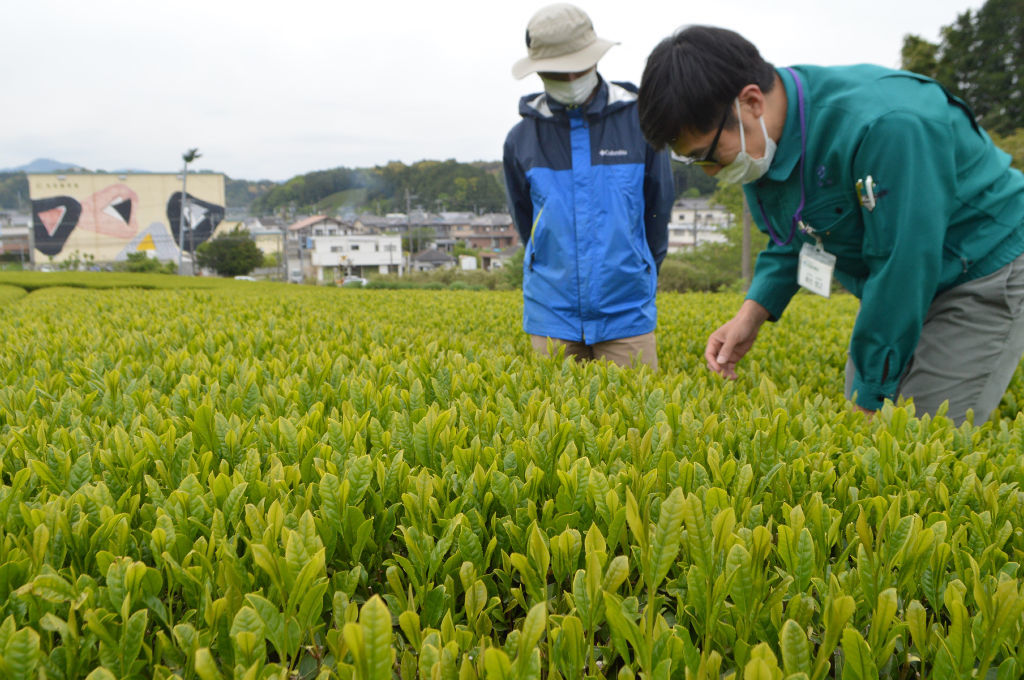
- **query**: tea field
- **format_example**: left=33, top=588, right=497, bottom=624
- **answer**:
left=0, top=275, right=1021, bottom=679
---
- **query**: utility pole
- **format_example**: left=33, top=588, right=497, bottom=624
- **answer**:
left=178, top=148, right=201, bottom=275
left=189, top=217, right=199, bottom=272
left=28, top=214, right=35, bottom=269
left=692, top=205, right=699, bottom=251
left=405, top=188, right=418, bottom=269
left=281, top=225, right=288, bottom=282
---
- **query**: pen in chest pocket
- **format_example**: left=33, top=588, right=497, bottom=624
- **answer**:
left=855, top=176, right=876, bottom=211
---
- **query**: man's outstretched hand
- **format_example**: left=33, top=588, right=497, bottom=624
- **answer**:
left=852, top=403, right=876, bottom=419
left=705, top=300, right=771, bottom=379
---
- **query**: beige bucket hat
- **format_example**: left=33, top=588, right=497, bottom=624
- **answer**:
left=511, top=4, right=618, bottom=79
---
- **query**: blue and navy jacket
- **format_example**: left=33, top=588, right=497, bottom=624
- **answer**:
left=503, top=77, right=673, bottom=344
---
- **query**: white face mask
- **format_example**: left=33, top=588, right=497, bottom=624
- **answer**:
left=541, top=69, right=599, bottom=107
left=716, top=99, right=777, bottom=185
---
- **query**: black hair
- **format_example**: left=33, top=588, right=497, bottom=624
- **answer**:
left=638, top=25, right=776, bottom=150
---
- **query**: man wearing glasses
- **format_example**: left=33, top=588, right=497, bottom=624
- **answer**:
left=638, top=25, right=1024, bottom=424
left=503, top=4, right=673, bottom=370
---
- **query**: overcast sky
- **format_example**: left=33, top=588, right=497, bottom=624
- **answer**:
left=2, top=0, right=983, bottom=182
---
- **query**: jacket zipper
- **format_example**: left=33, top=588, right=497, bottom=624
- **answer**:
left=574, top=113, right=588, bottom=344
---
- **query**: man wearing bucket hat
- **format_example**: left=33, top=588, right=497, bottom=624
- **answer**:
left=503, top=4, right=673, bottom=370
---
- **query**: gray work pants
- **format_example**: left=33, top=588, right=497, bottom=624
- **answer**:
left=845, top=252, right=1024, bottom=424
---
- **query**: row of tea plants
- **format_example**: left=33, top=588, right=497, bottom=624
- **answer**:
left=0, top=279, right=1021, bottom=679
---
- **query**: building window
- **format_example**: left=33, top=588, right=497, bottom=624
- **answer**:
left=351, top=244, right=360, bottom=251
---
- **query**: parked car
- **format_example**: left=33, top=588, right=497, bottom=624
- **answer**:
left=234, top=275, right=256, bottom=281
left=342, top=276, right=368, bottom=287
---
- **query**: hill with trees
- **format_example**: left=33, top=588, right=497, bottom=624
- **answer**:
left=225, top=177, right=278, bottom=212
left=249, top=160, right=510, bottom=216
left=246, top=158, right=718, bottom=217
left=0, top=173, right=30, bottom=211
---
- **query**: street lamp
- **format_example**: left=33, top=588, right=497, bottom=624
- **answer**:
left=178, top=148, right=201, bottom=275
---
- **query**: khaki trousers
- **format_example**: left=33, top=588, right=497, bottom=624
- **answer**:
left=530, top=332, right=658, bottom=371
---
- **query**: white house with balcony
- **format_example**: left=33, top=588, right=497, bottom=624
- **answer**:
left=308, top=233, right=403, bottom=282
left=667, top=198, right=733, bottom=253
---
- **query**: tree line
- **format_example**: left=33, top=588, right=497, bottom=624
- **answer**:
left=0, top=173, right=28, bottom=211
left=901, top=0, right=1023, bottom=156
left=246, top=160, right=719, bottom=216
left=249, top=160, right=511, bottom=216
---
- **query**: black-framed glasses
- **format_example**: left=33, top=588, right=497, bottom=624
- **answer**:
left=671, top=107, right=729, bottom=166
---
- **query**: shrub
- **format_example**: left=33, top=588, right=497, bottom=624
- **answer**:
left=116, top=252, right=177, bottom=274
left=659, top=245, right=741, bottom=293
left=195, top=228, right=264, bottom=277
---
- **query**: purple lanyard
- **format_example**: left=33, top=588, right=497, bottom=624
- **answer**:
left=756, top=67, right=806, bottom=246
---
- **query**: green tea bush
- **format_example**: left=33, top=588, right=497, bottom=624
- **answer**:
left=0, top=284, right=1021, bottom=679
left=0, top=283, right=26, bottom=304
left=0, top=271, right=226, bottom=291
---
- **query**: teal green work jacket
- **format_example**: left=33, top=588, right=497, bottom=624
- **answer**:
left=746, top=65, right=1024, bottom=410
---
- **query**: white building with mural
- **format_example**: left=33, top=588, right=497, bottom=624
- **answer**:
left=27, top=172, right=225, bottom=265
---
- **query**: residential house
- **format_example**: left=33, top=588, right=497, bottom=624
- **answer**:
left=667, top=198, right=732, bottom=253
left=0, top=211, right=31, bottom=262
left=480, top=247, right=522, bottom=271
left=210, top=219, right=285, bottom=257
left=309, top=233, right=403, bottom=282
left=431, top=212, right=477, bottom=240
left=461, top=213, right=520, bottom=251
left=353, top=213, right=411, bottom=234
left=269, top=210, right=519, bottom=279
left=346, top=210, right=519, bottom=252
left=288, top=215, right=351, bottom=238
left=283, top=215, right=354, bottom=282
left=411, top=248, right=456, bottom=271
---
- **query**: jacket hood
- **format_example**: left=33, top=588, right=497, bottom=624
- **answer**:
left=518, top=76, right=639, bottom=121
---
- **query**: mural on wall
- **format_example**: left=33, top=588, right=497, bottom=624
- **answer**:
left=28, top=173, right=225, bottom=263
left=166, top=192, right=226, bottom=255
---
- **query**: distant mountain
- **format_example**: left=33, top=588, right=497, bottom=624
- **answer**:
left=1, top=158, right=83, bottom=173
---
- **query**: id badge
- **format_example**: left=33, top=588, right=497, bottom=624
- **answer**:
left=798, top=242, right=836, bottom=298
